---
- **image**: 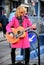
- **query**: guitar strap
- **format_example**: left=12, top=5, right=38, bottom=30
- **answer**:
left=17, top=17, right=24, bottom=26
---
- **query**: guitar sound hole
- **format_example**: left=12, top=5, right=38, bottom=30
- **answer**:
left=17, top=31, right=21, bottom=34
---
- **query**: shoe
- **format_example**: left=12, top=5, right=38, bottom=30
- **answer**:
left=15, top=62, right=24, bottom=65
left=8, top=64, right=12, bottom=65
left=25, top=63, right=29, bottom=65
left=8, top=63, right=15, bottom=65
left=33, top=64, right=37, bottom=65
left=12, top=63, right=15, bottom=65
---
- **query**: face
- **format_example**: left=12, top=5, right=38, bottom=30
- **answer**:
left=20, top=11, right=24, bottom=17
left=16, top=6, right=27, bottom=17
left=19, top=7, right=26, bottom=17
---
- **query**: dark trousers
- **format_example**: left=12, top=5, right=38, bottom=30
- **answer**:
left=11, top=48, right=30, bottom=64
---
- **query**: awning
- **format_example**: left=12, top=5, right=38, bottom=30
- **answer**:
left=20, top=4, right=29, bottom=7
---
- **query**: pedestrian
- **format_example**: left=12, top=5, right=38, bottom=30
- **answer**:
left=0, top=8, right=8, bottom=37
left=8, top=8, right=16, bottom=22
left=6, top=6, right=36, bottom=65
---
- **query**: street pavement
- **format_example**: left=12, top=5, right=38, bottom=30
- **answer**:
left=0, top=31, right=44, bottom=65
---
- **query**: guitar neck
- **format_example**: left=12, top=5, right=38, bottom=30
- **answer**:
left=24, top=26, right=31, bottom=32
left=13, top=26, right=32, bottom=38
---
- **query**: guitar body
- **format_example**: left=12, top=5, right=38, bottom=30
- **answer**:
left=6, top=26, right=26, bottom=44
left=16, top=26, right=26, bottom=38
left=6, top=33, right=20, bottom=44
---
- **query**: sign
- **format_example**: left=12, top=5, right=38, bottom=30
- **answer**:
left=28, top=33, right=37, bottom=43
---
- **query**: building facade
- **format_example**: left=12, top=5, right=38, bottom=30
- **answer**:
left=0, top=0, right=44, bottom=17
left=40, top=0, right=44, bottom=17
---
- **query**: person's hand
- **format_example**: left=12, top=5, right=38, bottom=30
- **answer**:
left=9, top=32, right=14, bottom=37
left=32, top=24, right=36, bottom=30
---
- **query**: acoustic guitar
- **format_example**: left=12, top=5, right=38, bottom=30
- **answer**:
left=6, top=26, right=34, bottom=44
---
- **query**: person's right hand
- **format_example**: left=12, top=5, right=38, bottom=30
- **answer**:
left=31, top=24, right=36, bottom=30
left=9, top=32, right=14, bottom=37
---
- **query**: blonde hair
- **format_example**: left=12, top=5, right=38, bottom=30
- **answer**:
left=16, top=6, right=27, bottom=17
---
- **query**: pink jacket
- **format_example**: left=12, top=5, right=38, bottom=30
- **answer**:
left=6, top=16, right=32, bottom=48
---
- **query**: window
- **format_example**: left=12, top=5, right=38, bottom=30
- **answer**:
left=24, top=0, right=28, bottom=4
left=40, top=1, right=44, bottom=17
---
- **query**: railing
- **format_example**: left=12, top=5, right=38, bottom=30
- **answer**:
left=29, top=16, right=44, bottom=34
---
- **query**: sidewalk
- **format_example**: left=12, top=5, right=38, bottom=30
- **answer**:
left=0, top=31, right=6, bottom=42
left=0, top=31, right=44, bottom=65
